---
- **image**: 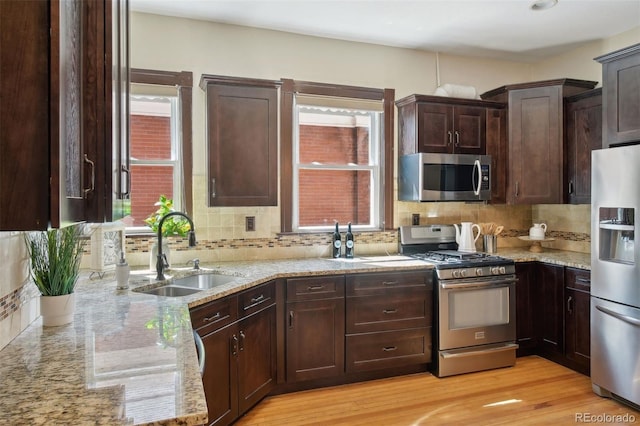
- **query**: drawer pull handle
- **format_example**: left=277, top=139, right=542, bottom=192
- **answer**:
left=307, top=285, right=325, bottom=291
left=383, top=281, right=398, bottom=286
left=382, top=346, right=397, bottom=352
left=244, top=294, right=267, bottom=311
left=239, top=331, right=246, bottom=351
left=383, top=309, right=398, bottom=314
left=203, top=312, right=221, bottom=322
left=576, top=277, right=591, bottom=285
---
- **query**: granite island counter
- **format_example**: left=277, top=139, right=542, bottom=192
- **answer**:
left=0, top=251, right=589, bottom=425
left=0, top=256, right=435, bottom=426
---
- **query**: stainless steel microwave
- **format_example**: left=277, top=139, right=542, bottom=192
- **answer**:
left=399, top=153, right=491, bottom=202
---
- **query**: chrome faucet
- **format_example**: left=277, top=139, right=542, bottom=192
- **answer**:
left=156, top=212, right=197, bottom=281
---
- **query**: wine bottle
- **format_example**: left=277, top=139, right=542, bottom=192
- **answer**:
left=345, top=222, right=354, bottom=258
left=332, top=222, right=342, bottom=258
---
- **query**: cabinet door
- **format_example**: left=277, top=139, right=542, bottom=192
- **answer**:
left=201, top=323, right=238, bottom=426
left=564, top=268, right=591, bottom=375
left=536, top=263, right=564, bottom=359
left=203, top=78, right=278, bottom=207
left=515, top=262, right=537, bottom=356
left=0, top=1, right=50, bottom=229
left=507, top=86, right=563, bottom=204
left=237, top=305, right=276, bottom=414
left=286, top=298, right=345, bottom=382
left=453, top=105, right=486, bottom=154
left=565, top=90, right=602, bottom=204
left=416, top=103, right=453, bottom=153
left=565, top=287, right=591, bottom=375
left=486, top=107, right=507, bottom=204
left=600, top=44, right=640, bottom=147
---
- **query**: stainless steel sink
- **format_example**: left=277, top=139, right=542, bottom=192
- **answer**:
left=134, top=273, right=238, bottom=297
left=140, top=286, right=203, bottom=297
left=172, top=273, right=236, bottom=289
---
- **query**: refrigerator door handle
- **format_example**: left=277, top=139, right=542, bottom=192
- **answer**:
left=596, top=305, right=640, bottom=327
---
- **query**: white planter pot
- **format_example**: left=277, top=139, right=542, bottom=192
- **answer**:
left=149, top=239, right=171, bottom=271
left=40, top=293, right=75, bottom=327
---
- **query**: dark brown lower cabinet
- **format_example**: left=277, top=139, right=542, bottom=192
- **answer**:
left=515, top=262, right=537, bottom=356
left=286, top=296, right=345, bottom=383
left=192, top=281, right=276, bottom=426
left=536, top=263, right=565, bottom=361
left=345, top=271, right=432, bottom=373
left=514, top=263, right=591, bottom=376
left=564, top=268, right=591, bottom=375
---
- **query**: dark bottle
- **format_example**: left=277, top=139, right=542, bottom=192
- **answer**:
left=332, top=222, right=342, bottom=258
left=345, top=222, right=354, bottom=258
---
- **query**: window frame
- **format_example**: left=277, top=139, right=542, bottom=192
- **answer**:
left=128, top=69, right=193, bottom=234
left=281, top=80, right=395, bottom=232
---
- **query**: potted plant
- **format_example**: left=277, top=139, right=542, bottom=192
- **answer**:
left=24, top=225, right=85, bottom=326
left=144, top=195, right=190, bottom=270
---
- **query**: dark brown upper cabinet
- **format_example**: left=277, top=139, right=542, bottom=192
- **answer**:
left=564, top=88, right=602, bottom=204
left=396, top=95, right=504, bottom=155
left=595, top=43, right=640, bottom=148
left=481, top=79, right=597, bottom=204
left=200, top=76, right=280, bottom=207
left=0, top=0, right=114, bottom=230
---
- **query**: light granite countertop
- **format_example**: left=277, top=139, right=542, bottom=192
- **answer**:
left=0, top=251, right=589, bottom=425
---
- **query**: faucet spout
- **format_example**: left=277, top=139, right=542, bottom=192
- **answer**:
left=156, top=212, right=196, bottom=281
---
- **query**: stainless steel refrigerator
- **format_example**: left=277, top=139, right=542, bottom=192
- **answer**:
left=591, top=144, right=640, bottom=408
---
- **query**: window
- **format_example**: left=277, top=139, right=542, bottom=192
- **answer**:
left=123, top=69, right=193, bottom=233
left=129, top=93, right=181, bottom=227
left=281, top=80, right=395, bottom=232
left=293, top=97, right=382, bottom=231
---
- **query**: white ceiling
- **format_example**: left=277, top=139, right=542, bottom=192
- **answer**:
left=130, top=0, right=640, bottom=62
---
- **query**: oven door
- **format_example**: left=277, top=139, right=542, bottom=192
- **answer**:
left=438, top=275, right=516, bottom=350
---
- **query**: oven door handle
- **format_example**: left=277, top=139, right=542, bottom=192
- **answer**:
left=440, top=343, right=519, bottom=359
left=440, top=277, right=517, bottom=290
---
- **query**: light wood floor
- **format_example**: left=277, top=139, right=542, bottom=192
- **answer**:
left=236, top=356, right=639, bottom=425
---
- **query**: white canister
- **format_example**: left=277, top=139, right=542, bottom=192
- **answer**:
left=529, top=223, right=547, bottom=240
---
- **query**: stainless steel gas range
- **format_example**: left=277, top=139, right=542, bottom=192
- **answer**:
left=400, top=225, right=518, bottom=377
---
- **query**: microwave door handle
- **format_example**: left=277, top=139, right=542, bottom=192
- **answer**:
left=473, top=159, right=481, bottom=196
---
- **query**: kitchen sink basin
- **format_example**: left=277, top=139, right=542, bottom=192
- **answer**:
left=171, top=273, right=237, bottom=289
left=134, top=273, right=239, bottom=297
left=140, top=285, right=203, bottom=297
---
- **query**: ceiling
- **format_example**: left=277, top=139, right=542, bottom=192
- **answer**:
left=130, top=0, right=640, bottom=62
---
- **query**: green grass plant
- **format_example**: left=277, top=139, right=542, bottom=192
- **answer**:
left=25, top=226, right=84, bottom=296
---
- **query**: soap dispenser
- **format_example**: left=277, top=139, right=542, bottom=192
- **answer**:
left=115, top=251, right=130, bottom=290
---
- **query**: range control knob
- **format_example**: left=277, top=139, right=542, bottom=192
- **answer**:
left=499, top=266, right=506, bottom=274
left=476, top=268, right=484, bottom=277
left=452, top=270, right=460, bottom=278
left=491, top=266, right=500, bottom=275
left=460, top=269, right=467, bottom=278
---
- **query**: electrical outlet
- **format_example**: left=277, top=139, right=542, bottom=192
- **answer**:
left=245, top=216, right=255, bottom=232
left=412, top=214, right=420, bottom=225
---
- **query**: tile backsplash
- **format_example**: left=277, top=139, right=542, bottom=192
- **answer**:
left=0, top=202, right=592, bottom=351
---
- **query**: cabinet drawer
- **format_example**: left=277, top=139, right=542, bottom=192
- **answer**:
left=239, top=280, right=276, bottom=318
left=286, top=275, right=345, bottom=301
left=346, top=290, right=431, bottom=333
left=565, top=268, right=591, bottom=292
left=190, top=296, right=238, bottom=336
left=346, top=271, right=431, bottom=296
left=346, top=327, right=432, bottom=373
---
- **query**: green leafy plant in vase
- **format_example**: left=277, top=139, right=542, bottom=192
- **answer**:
left=144, top=195, right=190, bottom=270
left=24, top=225, right=85, bottom=326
